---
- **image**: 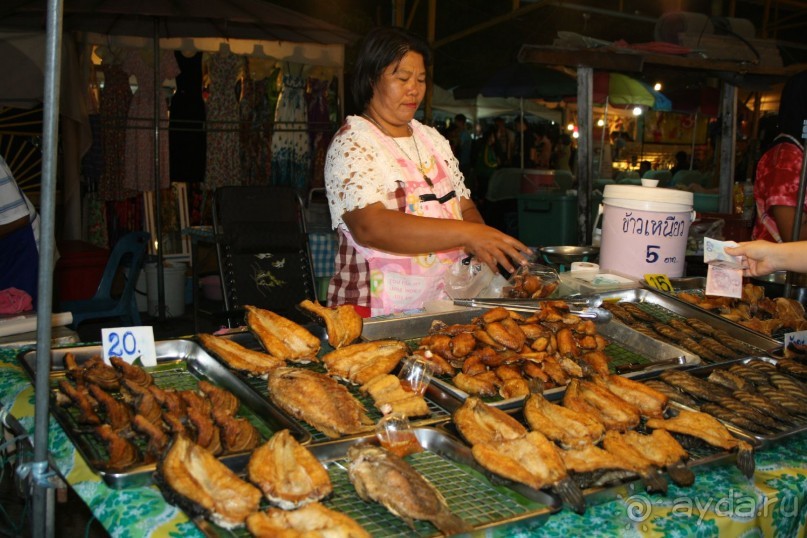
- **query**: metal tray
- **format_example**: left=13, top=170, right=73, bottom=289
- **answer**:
left=599, top=287, right=780, bottom=356
left=205, top=331, right=459, bottom=444
left=17, top=340, right=311, bottom=489
left=657, top=356, right=807, bottom=446
left=193, top=427, right=558, bottom=538
left=363, top=307, right=701, bottom=410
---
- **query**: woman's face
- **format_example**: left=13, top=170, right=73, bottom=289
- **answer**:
left=366, top=51, right=426, bottom=134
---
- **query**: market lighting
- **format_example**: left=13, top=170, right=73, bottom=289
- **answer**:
left=572, top=130, right=579, bottom=139
left=633, top=106, right=643, bottom=116
left=597, top=118, right=605, bottom=127
left=567, top=123, right=574, bottom=131
left=654, top=82, right=662, bottom=91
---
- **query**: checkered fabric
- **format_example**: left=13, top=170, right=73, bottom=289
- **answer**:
left=308, top=231, right=338, bottom=277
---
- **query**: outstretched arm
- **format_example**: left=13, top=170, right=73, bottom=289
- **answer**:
left=724, top=240, right=807, bottom=276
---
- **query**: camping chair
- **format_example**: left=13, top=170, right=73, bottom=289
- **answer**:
left=62, top=231, right=150, bottom=329
left=213, top=186, right=316, bottom=327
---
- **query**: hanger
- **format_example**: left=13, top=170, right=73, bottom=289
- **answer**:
left=179, top=38, right=197, bottom=58
left=219, top=42, right=231, bottom=56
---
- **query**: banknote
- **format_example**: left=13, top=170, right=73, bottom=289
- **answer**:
left=705, top=264, right=743, bottom=298
left=703, top=237, right=744, bottom=269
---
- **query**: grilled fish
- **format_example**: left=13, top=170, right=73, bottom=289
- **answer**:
left=645, top=409, right=755, bottom=478
left=197, top=380, right=239, bottom=417
left=248, top=429, right=332, bottom=509
left=601, top=375, right=668, bottom=419
left=601, top=430, right=668, bottom=494
left=714, top=396, right=790, bottom=433
left=132, top=414, right=169, bottom=456
left=659, top=370, right=733, bottom=402
left=57, top=379, right=102, bottom=425
left=157, top=434, right=262, bottom=529
left=267, top=367, right=373, bottom=438
left=88, top=383, right=132, bottom=431
left=727, top=363, right=771, bottom=387
left=246, top=305, right=321, bottom=363
left=109, top=356, right=153, bottom=387
left=347, top=444, right=471, bottom=535
left=756, top=385, right=807, bottom=416
left=643, top=380, right=699, bottom=409
left=198, top=333, right=285, bottom=377
left=523, top=391, right=604, bottom=448
left=322, top=339, right=408, bottom=385
left=211, top=408, right=261, bottom=453
left=707, top=370, right=756, bottom=393
left=471, top=431, right=585, bottom=514
left=246, top=503, right=370, bottom=538
left=699, top=402, right=770, bottom=436
left=453, top=396, right=527, bottom=446
left=733, top=390, right=799, bottom=426
left=298, top=299, right=363, bottom=349
left=95, top=424, right=140, bottom=470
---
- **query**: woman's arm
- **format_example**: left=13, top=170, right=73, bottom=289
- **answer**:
left=769, top=205, right=807, bottom=242
left=724, top=240, right=807, bottom=275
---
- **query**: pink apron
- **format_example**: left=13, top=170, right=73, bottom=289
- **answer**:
left=346, top=123, right=465, bottom=316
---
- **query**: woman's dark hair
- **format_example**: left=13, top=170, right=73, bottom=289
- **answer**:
left=778, top=70, right=807, bottom=141
left=351, top=26, right=432, bottom=112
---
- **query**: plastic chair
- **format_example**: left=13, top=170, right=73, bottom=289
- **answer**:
left=62, top=231, right=150, bottom=329
left=213, top=186, right=316, bottom=326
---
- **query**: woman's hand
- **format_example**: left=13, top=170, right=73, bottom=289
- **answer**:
left=724, top=240, right=807, bottom=276
left=460, top=222, right=532, bottom=275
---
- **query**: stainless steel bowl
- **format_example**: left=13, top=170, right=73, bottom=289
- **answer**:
left=538, top=246, right=599, bottom=268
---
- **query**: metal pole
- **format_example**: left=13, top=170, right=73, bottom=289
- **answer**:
left=599, top=98, right=608, bottom=177
left=577, top=66, right=593, bottom=245
left=718, top=83, right=737, bottom=213
left=153, top=19, right=166, bottom=320
left=520, top=97, right=525, bottom=170
left=690, top=110, right=698, bottom=170
left=784, top=119, right=807, bottom=298
left=32, top=0, right=63, bottom=535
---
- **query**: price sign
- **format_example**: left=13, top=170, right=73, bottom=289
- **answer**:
left=644, top=273, right=674, bottom=293
left=102, top=326, right=157, bottom=367
left=784, top=330, right=807, bottom=350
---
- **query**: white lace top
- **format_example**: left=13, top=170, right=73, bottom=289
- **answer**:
left=324, top=115, right=471, bottom=229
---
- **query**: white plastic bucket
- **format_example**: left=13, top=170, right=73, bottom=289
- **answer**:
left=598, top=184, right=694, bottom=279
left=145, top=262, right=187, bottom=317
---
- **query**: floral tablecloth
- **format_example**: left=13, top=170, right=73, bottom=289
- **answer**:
left=1, top=346, right=806, bottom=538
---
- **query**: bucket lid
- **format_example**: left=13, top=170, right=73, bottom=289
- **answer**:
left=603, top=184, right=693, bottom=206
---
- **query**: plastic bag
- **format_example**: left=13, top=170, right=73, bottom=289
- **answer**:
left=443, top=256, right=494, bottom=299
left=503, top=263, right=560, bottom=299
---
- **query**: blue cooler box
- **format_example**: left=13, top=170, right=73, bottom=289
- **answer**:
left=517, top=193, right=578, bottom=247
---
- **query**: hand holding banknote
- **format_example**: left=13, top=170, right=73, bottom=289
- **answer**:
left=703, top=237, right=743, bottom=298
left=725, top=240, right=807, bottom=276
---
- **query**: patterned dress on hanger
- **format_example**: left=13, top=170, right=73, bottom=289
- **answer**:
left=306, top=77, right=331, bottom=190
left=204, top=51, right=243, bottom=190
left=122, top=49, right=180, bottom=192
left=271, top=66, right=310, bottom=193
left=169, top=51, right=206, bottom=183
left=98, top=63, right=133, bottom=201
left=239, top=64, right=259, bottom=185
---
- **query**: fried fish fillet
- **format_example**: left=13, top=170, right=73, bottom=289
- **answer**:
left=360, top=374, right=430, bottom=418
left=347, top=444, right=471, bottom=535
left=646, top=409, right=755, bottom=478
left=453, top=396, right=527, bottom=446
left=246, top=305, right=321, bottom=363
left=248, top=429, right=332, bottom=509
left=471, top=431, right=585, bottom=514
left=620, top=429, right=694, bottom=487
left=563, top=379, right=640, bottom=432
left=246, top=503, right=370, bottom=538
left=601, top=430, right=668, bottom=494
left=157, top=434, right=261, bottom=529
left=321, top=339, right=408, bottom=385
left=198, top=333, right=285, bottom=377
left=523, top=391, right=605, bottom=448
left=267, top=367, right=373, bottom=438
left=298, top=299, right=363, bottom=349
left=601, top=374, right=668, bottom=419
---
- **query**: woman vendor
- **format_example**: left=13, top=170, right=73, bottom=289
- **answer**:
left=324, top=26, right=530, bottom=317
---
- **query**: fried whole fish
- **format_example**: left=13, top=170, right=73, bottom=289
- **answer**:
left=563, top=379, right=640, bottom=432
left=298, top=299, right=363, bottom=349
left=471, top=431, right=585, bottom=514
left=453, top=396, right=527, bottom=446
left=523, top=391, right=605, bottom=448
left=322, top=339, right=409, bottom=385
left=198, top=333, right=285, bottom=377
left=602, top=430, right=668, bottom=494
left=248, top=429, right=332, bottom=509
left=246, top=503, right=370, bottom=538
left=267, top=367, right=373, bottom=438
left=157, top=434, right=262, bottom=529
left=643, top=380, right=700, bottom=409
left=645, top=409, right=755, bottom=478
left=560, top=443, right=640, bottom=489
left=347, top=444, right=471, bottom=535
left=601, top=375, right=668, bottom=419
left=621, top=429, right=693, bottom=487
left=246, top=305, right=320, bottom=363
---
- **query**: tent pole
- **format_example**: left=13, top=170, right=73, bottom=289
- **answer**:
left=577, top=66, right=593, bottom=245
left=599, top=97, right=608, bottom=177
left=690, top=110, right=698, bottom=171
left=153, top=18, right=166, bottom=320
left=520, top=97, right=525, bottom=170
left=32, top=0, right=62, bottom=536
left=784, top=119, right=807, bottom=298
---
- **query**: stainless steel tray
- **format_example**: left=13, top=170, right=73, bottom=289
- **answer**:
left=193, top=427, right=558, bottom=538
left=18, top=339, right=311, bottom=489
left=659, top=356, right=807, bottom=446
left=599, top=288, right=780, bottom=356
left=364, top=308, right=700, bottom=410
left=206, top=332, right=460, bottom=444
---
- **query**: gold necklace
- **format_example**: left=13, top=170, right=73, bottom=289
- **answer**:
left=362, top=114, right=433, bottom=187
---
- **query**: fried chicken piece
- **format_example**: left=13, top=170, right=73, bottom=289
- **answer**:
left=453, top=396, right=526, bottom=445
left=601, top=375, right=668, bottom=418
left=450, top=331, right=477, bottom=357
left=645, top=409, right=755, bottom=478
left=523, top=391, right=604, bottom=448
left=298, top=299, right=363, bottom=349
left=452, top=372, right=498, bottom=397
left=246, top=305, right=321, bottom=363
left=322, top=339, right=408, bottom=386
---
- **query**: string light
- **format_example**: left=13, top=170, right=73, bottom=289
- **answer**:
left=633, top=106, right=643, bottom=116
left=597, top=118, right=605, bottom=127
left=653, top=82, right=662, bottom=92
left=567, top=123, right=575, bottom=131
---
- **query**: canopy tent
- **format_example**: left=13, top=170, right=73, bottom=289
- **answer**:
left=430, top=85, right=562, bottom=124
left=4, top=2, right=356, bottom=535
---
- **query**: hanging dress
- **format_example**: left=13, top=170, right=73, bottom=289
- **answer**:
left=204, top=51, right=243, bottom=190
left=306, top=77, right=331, bottom=190
left=122, top=49, right=180, bottom=192
left=169, top=51, right=206, bottom=183
left=271, top=65, right=310, bottom=193
left=239, top=63, right=259, bottom=185
left=98, top=63, right=133, bottom=201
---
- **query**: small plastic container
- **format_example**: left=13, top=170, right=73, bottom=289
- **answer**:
left=375, top=413, right=422, bottom=457
left=503, top=263, right=560, bottom=299
left=398, top=355, right=435, bottom=396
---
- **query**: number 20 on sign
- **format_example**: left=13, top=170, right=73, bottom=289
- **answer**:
left=102, top=326, right=157, bottom=366
left=644, top=274, right=673, bottom=293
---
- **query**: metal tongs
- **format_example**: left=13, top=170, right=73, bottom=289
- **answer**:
left=452, top=294, right=612, bottom=322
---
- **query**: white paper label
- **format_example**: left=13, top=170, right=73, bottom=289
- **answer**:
left=784, top=330, right=807, bottom=350
left=101, top=326, right=157, bottom=367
